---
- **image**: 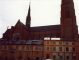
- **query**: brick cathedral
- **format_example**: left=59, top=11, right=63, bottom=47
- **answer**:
left=0, top=0, right=79, bottom=60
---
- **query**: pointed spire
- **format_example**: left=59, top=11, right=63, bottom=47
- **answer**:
left=28, top=5, right=31, bottom=18
left=26, top=4, right=31, bottom=28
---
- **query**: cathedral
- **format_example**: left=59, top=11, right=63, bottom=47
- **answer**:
left=0, top=0, right=79, bottom=60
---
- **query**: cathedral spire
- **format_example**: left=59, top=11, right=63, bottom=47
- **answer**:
left=26, top=4, right=31, bottom=28
left=61, top=0, right=78, bottom=41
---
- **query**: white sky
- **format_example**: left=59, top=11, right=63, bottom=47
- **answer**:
left=0, top=0, right=79, bottom=38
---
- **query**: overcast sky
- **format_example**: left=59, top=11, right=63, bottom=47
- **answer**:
left=0, top=0, right=79, bottom=38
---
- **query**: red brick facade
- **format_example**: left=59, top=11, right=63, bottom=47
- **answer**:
left=0, top=0, right=79, bottom=60
left=61, top=0, right=78, bottom=41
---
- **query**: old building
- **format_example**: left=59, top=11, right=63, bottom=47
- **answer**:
left=0, top=0, right=79, bottom=60
left=44, top=39, right=76, bottom=60
left=0, top=39, right=77, bottom=60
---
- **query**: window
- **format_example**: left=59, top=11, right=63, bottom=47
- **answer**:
left=59, top=47, right=62, bottom=51
left=35, top=46, right=39, bottom=51
left=59, top=56, right=63, bottom=60
left=12, top=46, right=16, bottom=50
left=73, top=56, right=76, bottom=59
left=4, top=56, right=8, bottom=60
left=3, top=46, right=7, bottom=50
left=22, top=46, right=25, bottom=50
left=9, top=57, right=15, bottom=60
left=46, top=54, right=50, bottom=59
left=66, top=56, right=69, bottom=60
left=47, top=47, right=50, bottom=51
left=72, top=42, right=74, bottom=45
left=28, top=46, right=32, bottom=51
left=53, top=55, right=56, bottom=59
left=2, top=46, right=4, bottom=49
left=36, top=57, right=40, bottom=60
left=59, top=42, right=62, bottom=45
left=18, top=46, right=22, bottom=50
left=37, top=46, right=42, bottom=51
left=66, top=47, right=69, bottom=51
left=53, top=47, right=56, bottom=51
left=73, top=48, right=75, bottom=52
left=65, top=42, right=69, bottom=45
left=52, top=41, right=56, bottom=45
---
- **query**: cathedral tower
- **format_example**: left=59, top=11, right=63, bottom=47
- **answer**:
left=61, top=0, right=78, bottom=41
left=26, top=5, right=31, bottom=28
